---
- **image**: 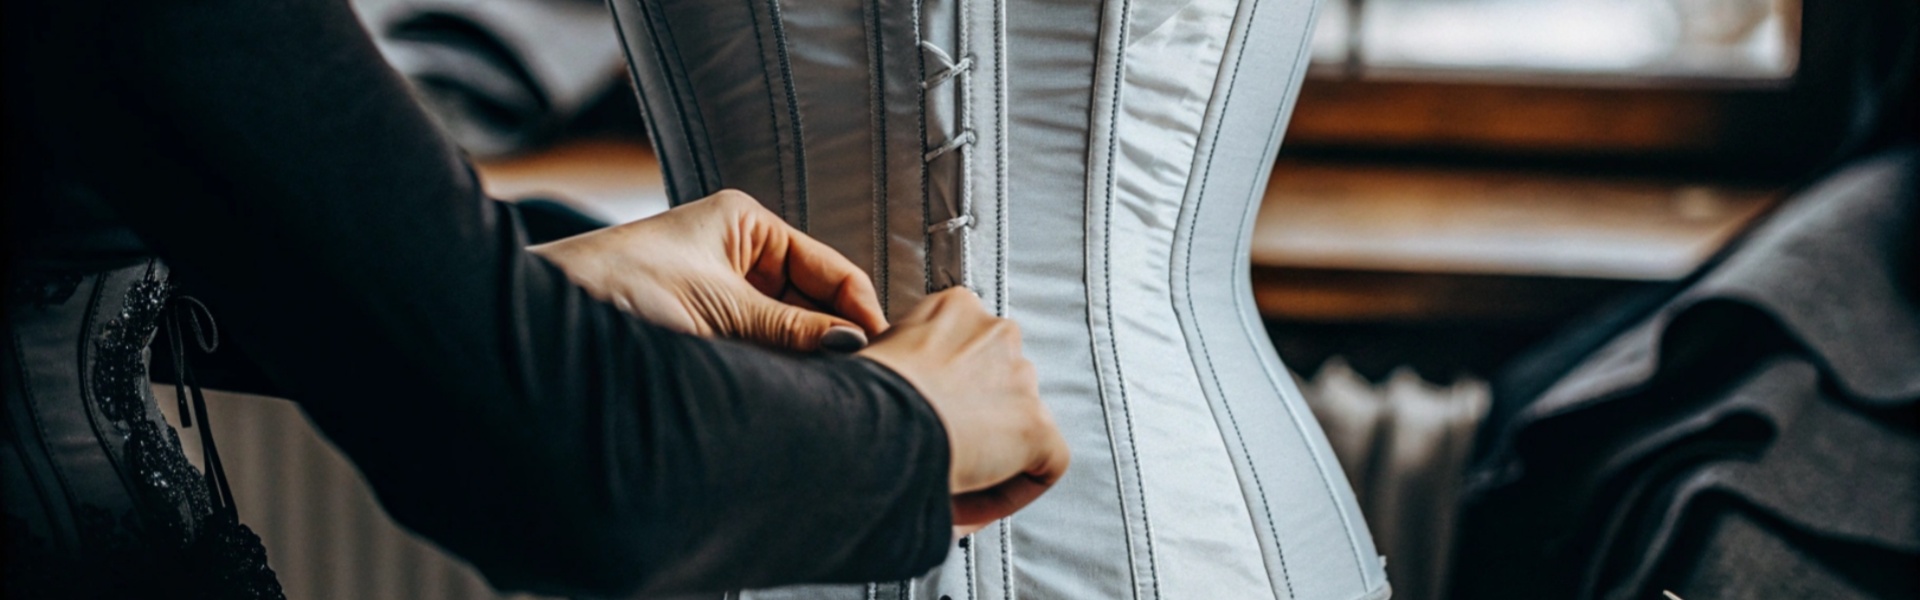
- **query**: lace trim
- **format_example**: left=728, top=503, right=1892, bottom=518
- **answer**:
left=85, top=263, right=284, bottom=599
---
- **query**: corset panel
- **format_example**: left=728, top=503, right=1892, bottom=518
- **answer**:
left=614, top=0, right=1389, bottom=596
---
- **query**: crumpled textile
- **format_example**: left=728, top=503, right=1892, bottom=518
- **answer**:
left=1455, top=147, right=1920, bottom=599
left=352, top=0, right=627, bottom=156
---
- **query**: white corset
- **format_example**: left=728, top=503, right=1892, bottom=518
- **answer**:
left=611, top=0, right=1388, bottom=596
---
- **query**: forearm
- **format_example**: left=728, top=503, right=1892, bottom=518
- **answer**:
left=79, top=0, right=949, bottom=592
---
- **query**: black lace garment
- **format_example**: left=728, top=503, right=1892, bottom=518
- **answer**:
left=2, top=0, right=953, bottom=596
left=5, top=262, right=282, bottom=598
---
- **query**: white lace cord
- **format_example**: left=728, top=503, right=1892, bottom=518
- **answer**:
left=918, top=40, right=959, bottom=70
left=922, top=129, right=976, bottom=163
left=921, top=26, right=978, bottom=293
left=922, top=55, right=974, bottom=89
left=927, top=214, right=975, bottom=234
left=919, top=40, right=977, bottom=167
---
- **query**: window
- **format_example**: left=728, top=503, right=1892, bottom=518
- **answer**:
left=1309, top=0, right=1800, bottom=86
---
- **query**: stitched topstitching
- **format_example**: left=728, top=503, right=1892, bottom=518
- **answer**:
left=1179, top=0, right=1293, bottom=595
left=1194, top=0, right=1369, bottom=589
left=743, top=0, right=790, bottom=220
left=992, top=5, right=1012, bottom=593
left=1098, top=0, right=1160, bottom=596
left=1254, top=11, right=1378, bottom=589
left=635, top=0, right=713, bottom=195
left=912, top=0, right=931, bottom=294
left=606, top=1, right=682, bottom=200
left=763, top=0, right=810, bottom=230
left=1000, top=518, right=1013, bottom=600
left=993, top=0, right=1008, bottom=318
left=866, top=0, right=890, bottom=313
left=647, top=0, right=718, bottom=194
left=1085, top=5, right=1144, bottom=597
left=966, top=533, right=977, bottom=600
left=955, top=0, right=974, bottom=290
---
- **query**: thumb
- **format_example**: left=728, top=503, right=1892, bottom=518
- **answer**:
left=732, top=288, right=866, bottom=352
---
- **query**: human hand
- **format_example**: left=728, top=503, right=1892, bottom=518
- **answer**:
left=529, top=190, right=885, bottom=351
left=858, top=288, right=1070, bottom=537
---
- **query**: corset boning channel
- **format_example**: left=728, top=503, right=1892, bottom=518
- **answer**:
left=610, top=0, right=1391, bottom=597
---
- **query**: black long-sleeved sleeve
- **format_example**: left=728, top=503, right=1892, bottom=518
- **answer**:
left=2, top=0, right=952, bottom=595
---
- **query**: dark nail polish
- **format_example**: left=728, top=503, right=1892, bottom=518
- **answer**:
left=819, top=325, right=868, bottom=352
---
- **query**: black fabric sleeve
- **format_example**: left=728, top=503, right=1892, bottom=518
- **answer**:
left=68, top=0, right=953, bottom=595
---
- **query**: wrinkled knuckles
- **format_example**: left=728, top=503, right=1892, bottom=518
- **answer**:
left=764, top=309, right=809, bottom=349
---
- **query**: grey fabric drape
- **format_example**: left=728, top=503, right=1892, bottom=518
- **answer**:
left=352, top=0, right=627, bottom=156
left=1456, top=148, right=1920, bottom=600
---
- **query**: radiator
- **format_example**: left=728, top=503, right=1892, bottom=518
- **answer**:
left=1295, top=360, right=1490, bottom=600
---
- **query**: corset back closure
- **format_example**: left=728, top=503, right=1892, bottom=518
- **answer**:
left=3, top=260, right=284, bottom=598
left=615, top=0, right=1391, bottom=595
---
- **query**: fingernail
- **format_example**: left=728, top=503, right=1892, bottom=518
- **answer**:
left=819, top=325, right=868, bottom=352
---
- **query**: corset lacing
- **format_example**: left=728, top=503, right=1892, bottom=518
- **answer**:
left=162, top=293, right=286, bottom=599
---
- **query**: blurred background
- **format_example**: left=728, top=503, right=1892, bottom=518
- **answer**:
left=170, top=0, right=1918, bottom=598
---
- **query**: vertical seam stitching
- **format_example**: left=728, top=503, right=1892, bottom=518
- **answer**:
left=998, top=0, right=1013, bottom=321
left=1230, top=3, right=1374, bottom=586
left=1182, top=0, right=1294, bottom=596
left=1100, top=0, right=1159, bottom=597
left=744, top=0, right=790, bottom=220
left=966, top=533, right=977, bottom=600
left=641, top=0, right=719, bottom=194
left=956, top=0, right=974, bottom=291
left=605, top=0, right=684, bottom=201
left=993, top=0, right=1008, bottom=318
left=1000, top=519, right=1013, bottom=600
left=763, top=0, right=811, bottom=230
left=913, top=0, right=931, bottom=294
left=1182, top=0, right=1295, bottom=592
left=1085, top=1, right=1142, bottom=597
left=1196, top=0, right=1366, bottom=590
left=866, top=0, right=890, bottom=314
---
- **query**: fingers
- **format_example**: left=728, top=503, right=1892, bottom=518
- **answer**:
left=950, top=441, right=1068, bottom=532
left=719, top=196, right=886, bottom=336
left=772, top=229, right=889, bottom=335
left=871, top=286, right=1066, bottom=530
left=895, top=286, right=980, bottom=328
left=731, top=283, right=866, bottom=352
left=951, top=428, right=1067, bottom=527
left=951, top=475, right=1050, bottom=528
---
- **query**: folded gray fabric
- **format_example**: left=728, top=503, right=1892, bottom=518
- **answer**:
left=353, top=0, right=626, bottom=156
left=1456, top=148, right=1920, bottom=599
